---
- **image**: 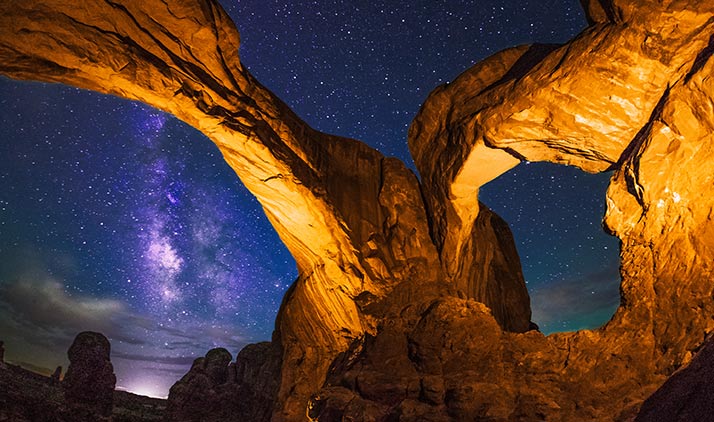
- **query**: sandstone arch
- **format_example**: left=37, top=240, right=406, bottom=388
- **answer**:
left=1, top=0, right=713, bottom=420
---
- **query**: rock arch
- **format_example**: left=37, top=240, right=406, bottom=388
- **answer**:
left=1, top=0, right=713, bottom=420
left=478, top=161, right=620, bottom=334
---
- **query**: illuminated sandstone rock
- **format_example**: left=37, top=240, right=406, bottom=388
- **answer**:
left=1, top=0, right=713, bottom=420
left=312, top=1, right=714, bottom=420
left=0, top=2, right=530, bottom=419
left=409, top=1, right=714, bottom=301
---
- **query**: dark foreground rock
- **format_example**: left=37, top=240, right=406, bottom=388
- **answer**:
left=165, top=348, right=236, bottom=421
left=62, top=331, right=117, bottom=420
left=0, top=361, right=64, bottom=422
left=635, top=335, right=714, bottom=422
left=165, top=342, right=281, bottom=421
left=0, top=336, right=164, bottom=422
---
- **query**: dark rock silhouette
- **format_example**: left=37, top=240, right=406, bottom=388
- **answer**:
left=231, top=341, right=282, bottom=421
left=165, top=348, right=236, bottom=421
left=62, top=331, right=116, bottom=420
left=204, top=347, right=232, bottom=385
left=0, top=360, right=64, bottom=422
left=50, top=365, right=62, bottom=386
left=0, top=338, right=165, bottom=422
left=166, top=342, right=281, bottom=421
left=635, top=335, right=714, bottom=422
left=0, top=340, right=5, bottom=364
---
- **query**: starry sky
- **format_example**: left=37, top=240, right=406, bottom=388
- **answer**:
left=0, top=0, right=619, bottom=398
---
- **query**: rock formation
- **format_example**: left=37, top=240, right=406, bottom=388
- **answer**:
left=1, top=0, right=713, bottom=420
left=230, top=341, right=282, bottom=421
left=166, top=343, right=281, bottom=421
left=62, top=331, right=116, bottom=420
left=166, top=348, right=235, bottom=421
left=634, top=334, right=714, bottom=421
left=0, top=338, right=165, bottom=422
left=50, top=366, right=62, bottom=386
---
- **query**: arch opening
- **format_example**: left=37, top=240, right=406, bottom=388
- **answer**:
left=0, top=77, right=296, bottom=397
left=479, top=161, right=620, bottom=333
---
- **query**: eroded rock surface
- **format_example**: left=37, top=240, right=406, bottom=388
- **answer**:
left=1, top=0, right=714, bottom=421
left=0, top=3, right=532, bottom=417
left=62, top=331, right=116, bottom=420
left=635, top=335, right=714, bottom=422
left=166, top=343, right=282, bottom=421
left=310, top=293, right=658, bottom=421
left=166, top=348, right=236, bottom=421
left=409, top=0, right=714, bottom=299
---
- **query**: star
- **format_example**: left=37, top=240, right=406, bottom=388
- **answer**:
left=0, top=0, right=619, bottom=397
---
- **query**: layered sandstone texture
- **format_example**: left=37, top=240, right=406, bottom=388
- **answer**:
left=1, top=0, right=713, bottom=421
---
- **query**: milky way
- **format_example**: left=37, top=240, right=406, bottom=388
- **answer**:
left=0, top=0, right=618, bottom=397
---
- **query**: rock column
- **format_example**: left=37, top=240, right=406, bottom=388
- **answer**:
left=62, top=331, right=116, bottom=420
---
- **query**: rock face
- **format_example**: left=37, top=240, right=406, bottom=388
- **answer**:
left=1, top=0, right=714, bottom=421
left=0, top=358, right=65, bottom=422
left=0, top=339, right=165, bottom=422
left=231, top=341, right=282, bottom=421
left=166, top=348, right=235, bottom=421
left=62, top=331, right=116, bottom=419
left=0, top=3, right=528, bottom=417
left=635, top=335, right=714, bottom=422
left=165, top=343, right=281, bottom=421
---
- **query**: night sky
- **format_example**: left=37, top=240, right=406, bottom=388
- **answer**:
left=0, top=0, right=619, bottom=398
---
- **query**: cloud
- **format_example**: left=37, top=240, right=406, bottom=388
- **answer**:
left=0, top=276, right=246, bottom=354
left=0, top=275, right=249, bottom=396
left=530, top=265, right=621, bottom=334
left=0, top=277, right=127, bottom=351
left=111, top=352, right=198, bottom=366
left=1, top=278, right=123, bottom=325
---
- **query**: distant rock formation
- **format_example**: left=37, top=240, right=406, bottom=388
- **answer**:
left=230, top=341, right=282, bottom=421
left=50, top=366, right=62, bottom=386
left=62, top=331, right=116, bottom=420
left=1, top=0, right=714, bottom=420
left=0, top=338, right=165, bottom=422
left=166, top=342, right=281, bottom=421
left=166, top=348, right=235, bottom=421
